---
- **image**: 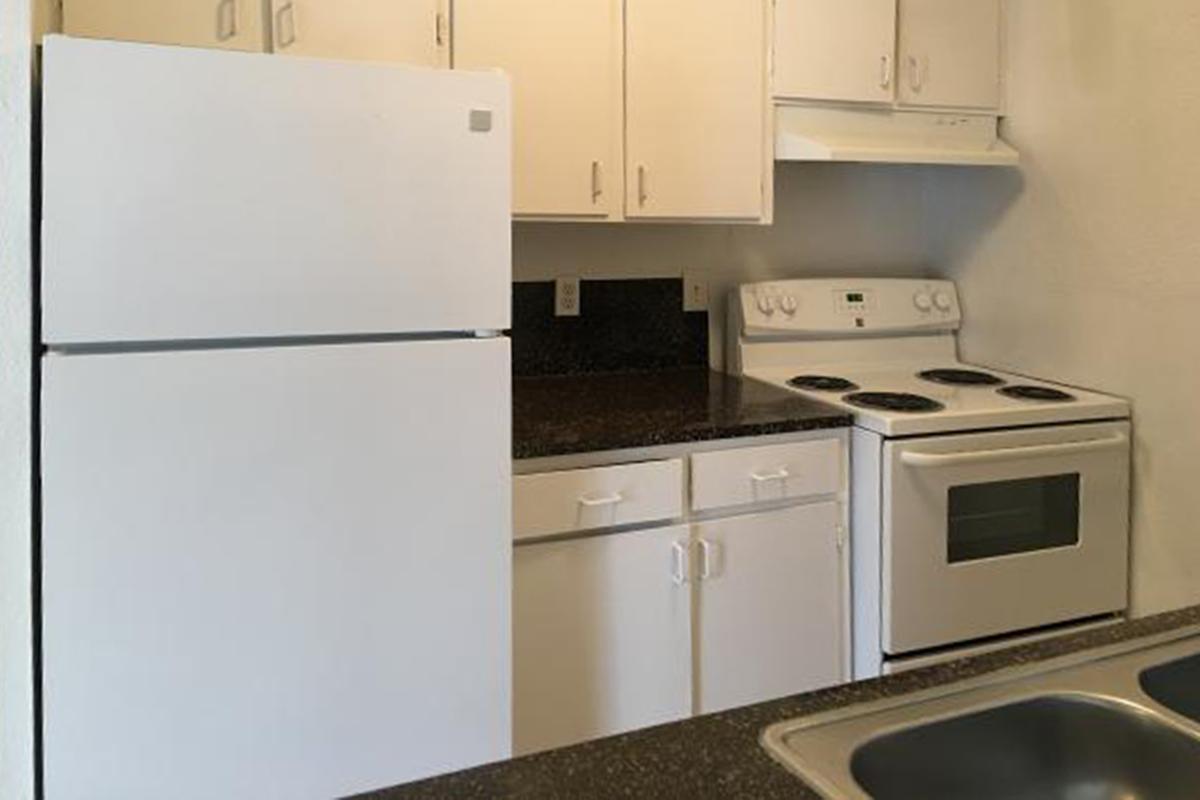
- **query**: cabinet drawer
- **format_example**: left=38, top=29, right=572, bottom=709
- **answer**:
left=691, top=439, right=841, bottom=511
left=514, top=459, right=684, bottom=540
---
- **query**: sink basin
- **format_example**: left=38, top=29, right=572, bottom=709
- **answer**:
left=851, top=696, right=1200, bottom=800
left=761, top=628, right=1200, bottom=800
left=1142, top=652, right=1200, bottom=723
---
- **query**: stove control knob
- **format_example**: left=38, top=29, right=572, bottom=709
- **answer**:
left=756, top=293, right=776, bottom=316
left=933, top=291, right=954, bottom=312
left=913, top=292, right=933, bottom=312
left=779, top=295, right=798, bottom=315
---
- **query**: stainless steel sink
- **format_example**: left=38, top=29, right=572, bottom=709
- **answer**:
left=1141, top=652, right=1200, bottom=724
left=762, top=627, right=1200, bottom=799
left=851, top=696, right=1200, bottom=799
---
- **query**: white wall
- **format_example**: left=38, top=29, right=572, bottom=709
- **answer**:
left=924, top=0, right=1200, bottom=616
left=515, top=161, right=937, bottom=368
left=0, top=0, right=35, bottom=796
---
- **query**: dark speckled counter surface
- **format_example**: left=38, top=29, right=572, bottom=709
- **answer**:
left=512, top=369, right=853, bottom=460
left=355, top=606, right=1200, bottom=799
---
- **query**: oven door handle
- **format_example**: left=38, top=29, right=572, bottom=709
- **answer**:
left=900, top=433, right=1128, bottom=469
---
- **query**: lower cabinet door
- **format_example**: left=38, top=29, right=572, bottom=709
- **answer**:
left=695, top=503, right=846, bottom=714
left=514, top=525, right=692, bottom=755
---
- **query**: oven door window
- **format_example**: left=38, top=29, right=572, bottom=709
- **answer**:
left=947, top=474, right=1081, bottom=563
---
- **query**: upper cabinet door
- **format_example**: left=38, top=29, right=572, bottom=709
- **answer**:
left=773, top=0, right=897, bottom=104
left=270, top=0, right=448, bottom=67
left=454, top=0, right=622, bottom=219
left=62, top=0, right=267, bottom=51
left=897, top=0, right=1001, bottom=110
left=625, top=0, right=768, bottom=221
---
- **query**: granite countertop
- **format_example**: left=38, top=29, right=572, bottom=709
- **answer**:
left=356, top=606, right=1200, bottom=799
left=512, top=368, right=852, bottom=460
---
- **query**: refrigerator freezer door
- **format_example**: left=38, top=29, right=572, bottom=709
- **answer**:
left=42, top=36, right=510, bottom=345
left=42, top=339, right=511, bottom=799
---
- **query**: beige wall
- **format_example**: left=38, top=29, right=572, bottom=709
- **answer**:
left=924, top=0, right=1200, bottom=615
left=0, top=0, right=35, bottom=796
left=515, top=161, right=938, bottom=368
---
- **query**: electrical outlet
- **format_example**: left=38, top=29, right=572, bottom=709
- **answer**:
left=683, top=271, right=709, bottom=312
left=555, top=277, right=581, bottom=317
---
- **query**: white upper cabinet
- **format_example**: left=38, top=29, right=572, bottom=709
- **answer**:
left=774, top=0, right=1002, bottom=113
left=458, top=0, right=770, bottom=222
left=625, top=0, right=769, bottom=221
left=269, top=0, right=448, bottom=67
left=897, top=0, right=1001, bottom=110
left=62, top=0, right=267, bottom=51
left=774, top=0, right=897, bottom=104
left=454, top=0, right=622, bottom=219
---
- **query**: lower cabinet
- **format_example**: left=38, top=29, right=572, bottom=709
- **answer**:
left=694, top=502, right=845, bottom=714
left=513, top=524, right=692, bottom=756
left=513, top=475, right=848, bottom=754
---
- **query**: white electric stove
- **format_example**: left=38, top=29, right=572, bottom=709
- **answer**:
left=730, top=278, right=1133, bottom=678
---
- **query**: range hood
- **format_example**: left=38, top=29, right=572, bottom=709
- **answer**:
left=775, top=105, right=1019, bottom=167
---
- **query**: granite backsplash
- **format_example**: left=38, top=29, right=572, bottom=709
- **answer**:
left=510, top=278, right=708, bottom=377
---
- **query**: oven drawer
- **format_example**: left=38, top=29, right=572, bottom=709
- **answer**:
left=690, top=439, right=841, bottom=512
left=514, top=459, right=684, bottom=540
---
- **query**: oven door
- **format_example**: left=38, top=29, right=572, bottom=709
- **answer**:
left=882, top=420, right=1130, bottom=656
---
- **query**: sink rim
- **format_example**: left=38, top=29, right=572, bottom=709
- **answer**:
left=849, top=688, right=1200, bottom=758
left=761, top=622, right=1200, bottom=800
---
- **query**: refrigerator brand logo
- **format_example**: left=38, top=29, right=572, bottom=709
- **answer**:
left=469, top=109, right=493, bottom=133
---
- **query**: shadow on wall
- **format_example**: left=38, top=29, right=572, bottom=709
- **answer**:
left=922, top=164, right=1026, bottom=280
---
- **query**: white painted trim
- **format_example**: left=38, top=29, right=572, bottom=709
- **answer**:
left=0, top=0, right=36, bottom=796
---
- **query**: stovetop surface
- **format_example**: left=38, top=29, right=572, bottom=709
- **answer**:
left=749, top=361, right=1130, bottom=437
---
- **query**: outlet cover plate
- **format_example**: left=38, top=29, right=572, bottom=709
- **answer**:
left=683, top=272, right=709, bottom=312
left=555, top=277, right=581, bottom=317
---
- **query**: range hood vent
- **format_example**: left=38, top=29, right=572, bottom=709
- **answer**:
left=775, top=105, right=1018, bottom=167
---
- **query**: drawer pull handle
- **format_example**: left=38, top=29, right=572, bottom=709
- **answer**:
left=578, top=492, right=624, bottom=508
left=750, top=467, right=790, bottom=484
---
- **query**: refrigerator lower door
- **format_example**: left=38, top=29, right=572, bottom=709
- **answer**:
left=42, top=339, right=511, bottom=800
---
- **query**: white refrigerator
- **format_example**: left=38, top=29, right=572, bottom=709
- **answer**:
left=40, top=36, right=512, bottom=799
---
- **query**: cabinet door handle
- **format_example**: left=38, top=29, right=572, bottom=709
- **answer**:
left=698, top=538, right=722, bottom=581
left=216, top=0, right=237, bottom=41
left=435, top=11, right=448, bottom=47
left=908, top=55, right=924, bottom=92
left=591, top=160, right=603, bottom=203
left=275, top=1, right=296, bottom=49
left=637, top=165, right=648, bottom=207
left=671, top=541, right=690, bottom=585
left=879, top=54, right=892, bottom=89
